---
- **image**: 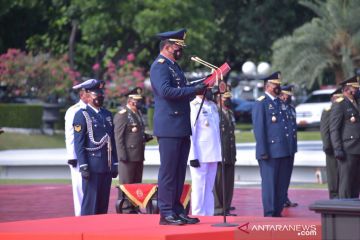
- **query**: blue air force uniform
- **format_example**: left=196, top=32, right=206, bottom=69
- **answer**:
left=150, top=29, right=200, bottom=219
left=252, top=72, right=291, bottom=217
left=280, top=85, right=298, bottom=207
left=73, top=83, right=118, bottom=215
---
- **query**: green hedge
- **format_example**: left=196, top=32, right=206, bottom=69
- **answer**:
left=0, top=104, right=43, bottom=128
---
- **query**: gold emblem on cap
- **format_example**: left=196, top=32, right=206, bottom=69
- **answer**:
left=205, top=120, right=209, bottom=127
left=272, top=116, right=277, bottom=122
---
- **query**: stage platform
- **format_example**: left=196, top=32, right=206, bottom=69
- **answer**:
left=0, top=214, right=321, bottom=240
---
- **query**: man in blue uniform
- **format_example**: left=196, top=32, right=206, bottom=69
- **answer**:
left=73, top=80, right=118, bottom=215
left=252, top=72, right=291, bottom=217
left=150, top=28, right=206, bottom=225
left=279, top=85, right=298, bottom=208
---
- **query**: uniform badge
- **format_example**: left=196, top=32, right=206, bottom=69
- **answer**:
left=119, top=109, right=127, bottom=114
left=205, top=120, right=209, bottom=127
left=350, top=115, right=356, bottom=123
left=271, top=116, right=277, bottom=122
left=132, top=127, right=138, bottom=132
left=269, top=104, right=274, bottom=110
left=74, top=125, right=82, bottom=132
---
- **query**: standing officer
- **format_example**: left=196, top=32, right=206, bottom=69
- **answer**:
left=279, top=85, right=298, bottom=208
left=329, top=76, right=360, bottom=199
left=73, top=80, right=119, bottom=215
left=252, top=71, right=291, bottom=217
left=214, top=91, right=237, bottom=216
left=150, top=28, right=206, bottom=225
left=320, top=88, right=342, bottom=199
left=64, top=79, right=93, bottom=216
left=114, top=87, right=152, bottom=184
left=189, top=91, right=221, bottom=216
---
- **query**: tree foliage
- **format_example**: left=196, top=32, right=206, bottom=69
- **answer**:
left=272, top=0, right=360, bottom=87
left=0, top=0, right=315, bottom=76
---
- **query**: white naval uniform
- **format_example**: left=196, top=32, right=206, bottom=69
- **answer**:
left=65, top=100, right=86, bottom=216
left=189, top=96, right=222, bottom=216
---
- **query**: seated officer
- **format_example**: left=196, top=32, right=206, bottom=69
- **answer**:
left=252, top=71, right=291, bottom=217
left=73, top=80, right=119, bottom=215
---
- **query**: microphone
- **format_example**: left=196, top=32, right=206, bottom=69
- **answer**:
left=191, top=56, right=219, bottom=83
left=192, top=56, right=223, bottom=80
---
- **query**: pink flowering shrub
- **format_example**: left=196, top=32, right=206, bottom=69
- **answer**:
left=101, top=53, right=146, bottom=99
left=0, top=49, right=81, bottom=101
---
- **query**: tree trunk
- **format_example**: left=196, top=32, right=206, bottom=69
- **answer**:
left=334, top=66, right=344, bottom=85
left=68, top=20, right=78, bottom=70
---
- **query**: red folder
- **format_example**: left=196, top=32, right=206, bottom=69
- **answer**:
left=204, top=62, right=231, bottom=86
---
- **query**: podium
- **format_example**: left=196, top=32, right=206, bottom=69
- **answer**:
left=115, top=183, right=191, bottom=214
left=309, top=199, right=360, bottom=240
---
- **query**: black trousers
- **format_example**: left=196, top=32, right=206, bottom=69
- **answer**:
left=338, top=154, right=360, bottom=198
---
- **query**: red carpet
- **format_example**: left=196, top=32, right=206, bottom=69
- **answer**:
left=0, top=185, right=326, bottom=239
left=0, top=214, right=321, bottom=240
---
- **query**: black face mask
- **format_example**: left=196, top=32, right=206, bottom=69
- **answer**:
left=135, top=101, right=143, bottom=109
left=355, top=89, right=360, bottom=99
left=93, top=96, right=104, bottom=107
left=173, top=48, right=183, bottom=60
left=273, top=86, right=281, bottom=96
left=204, top=91, right=214, bottom=101
left=223, top=99, right=231, bottom=108
left=285, top=97, right=292, bottom=105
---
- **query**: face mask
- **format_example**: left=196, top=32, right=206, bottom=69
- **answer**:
left=93, top=95, right=104, bottom=107
left=204, top=91, right=213, bottom=101
left=273, top=85, right=281, bottom=96
left=135, top=101, right=143, bottom=109
left=285, top=97, right=292, bottom=105
left=223, top=99, right=231, bottom=108
left=173, top=48, right=183, bottom=60
left=355, top=89, right=360, bottom=99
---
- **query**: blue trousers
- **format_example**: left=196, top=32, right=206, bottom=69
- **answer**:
left=81, top=172, right=112, bottom=215
left=157, top=137, right=190, bottom=217
left=284, top=155, right=295, bottom=202
left=258, top=156, right=290, bottom=217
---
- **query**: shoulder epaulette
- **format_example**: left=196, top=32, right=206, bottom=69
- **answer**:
left=157, top=58, right=165, bottom=64
left=324, top=106, right=331, bottom=111
left=119, top=109, right=127, bottom=114
left=257, top=96, right=265, bottom=101
left=336, top=97, right=344, bottom=103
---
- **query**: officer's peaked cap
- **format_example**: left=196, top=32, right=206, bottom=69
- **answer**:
left=73, top=79, right=105, bottom=91
left=156, top=28, right=187, bottom=47
left=281, top=84, right=294, bottom=96
left=331, top=87, right=342, bottom=97
left=125, top=87, right=143, bottom=100
left=339, top=75, right=360, bottom=88
left=263, top=71, right=282, bottom=84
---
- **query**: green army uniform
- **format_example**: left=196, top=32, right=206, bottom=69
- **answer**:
left=114, top=106, right=146, bottom=184
left=329, top=77, right=360, bottom=198
left=214, top=105, right=236, bottom=215
left=320, top=106, right=339, bottom=199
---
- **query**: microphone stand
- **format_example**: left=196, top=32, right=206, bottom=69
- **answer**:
left=212, top=91, right=238, bottom=228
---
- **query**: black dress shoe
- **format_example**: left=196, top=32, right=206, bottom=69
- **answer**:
left=284, top=200, right=298, bottom=208
left=159, top=215, right=185, bottom=226
left=177, top=213, right=200, bottom=224
left=228, top=206, right=236, bottom=211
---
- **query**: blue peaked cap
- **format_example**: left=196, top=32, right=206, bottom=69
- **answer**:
left=156, top=28, right=187, bottom=46
left=263, top=71, right=282, bottom=84
left=72, top=79, right=105, bottom=91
